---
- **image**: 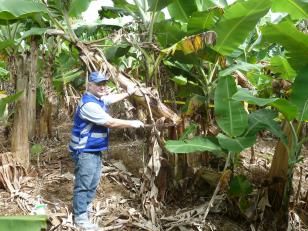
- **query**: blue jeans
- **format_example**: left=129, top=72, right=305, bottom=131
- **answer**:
left=73, top=152, right=102, bottom=216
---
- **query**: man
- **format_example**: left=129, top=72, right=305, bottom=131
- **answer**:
left=69, top=71, right=144, bottom=230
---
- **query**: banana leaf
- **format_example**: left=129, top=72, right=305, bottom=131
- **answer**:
left=179, top=122, right=198, bottom=140
left=36, top=86, right=45, bottom=106
left=113, top=0, right=139, bottom=17
left=272, top=0, right=308, bottom=20
left=0, top=0, right=46, bottom=20
left=215, top=76, right=248, bottom=137
left=261, top=18, right=308, bottom=71
left=68, top=0, right=96, bottom=18
left=217, top=133, right=256, bottom=153
left=163, top=60, right=192, bottom=76
left=171, top=75, right=187, bottom=86
left=187, top=7, right=223, bottom=34
left=0, top=61, right=7, bottom=75
left=53, top=69, right=83, bottom=85
left=219, top=61, right=263, bottom=77
left=0, top=215, right=47, bottom=231
left=269, top=56, right=296, bottom=81
left=232, top=88, right=297, bottom=121
left=212, top=0, right=271, bottom=56
left=177, top=82, right=204, bottom=98
left=195, top=0, right=229, bottom=11
left=165, top=136, right=222, bottom=154
left=147, top=0, right=173, bottom=11
left=246, top=73, right=272, bottom=91
left=229, top=175, right=252, bottom=197
left=0, top=40, right=15, bottom=51
left=98, top=5, right=133, bottom=18
left=290, top=68, right=308, bottom=121
left=167, top=0, right=198, bottom=22
left=0, top=91, right=23, bottom=118
left=244, top=109, right=288, bottom=144
left=154, top=20, right=186, bottom=48
left=104, top=44, right=131, bottom=61
left=0, top=67, right=8, bottom=77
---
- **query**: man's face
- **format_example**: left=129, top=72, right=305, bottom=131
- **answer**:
left=89, top=81, right=108, bottom=98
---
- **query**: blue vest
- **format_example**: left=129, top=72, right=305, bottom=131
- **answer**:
left=69, top=93, right=109, bottom=158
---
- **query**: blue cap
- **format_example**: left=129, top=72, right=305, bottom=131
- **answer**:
left=89, top=72, right=109, bottom=83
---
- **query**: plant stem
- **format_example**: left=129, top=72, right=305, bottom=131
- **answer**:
left=12, top=23, right=20, bottom=40
left=208, top=59, right=219, bottom=84
left=202, top=151, right=231, bottom=222
left=148, top=12, right=158, bottom=43
left=288, top=121, right=298, bottom=161
left=198, top=65, right=209, bottom=86
left=133, top=0, right=148, bottom=25
left=41, top=1, right=65, bottom=32
left=152, top=53, right=164, bottom=80
left=296, top=100, right=308, bottom=135
left=6, top=23, right=12, bottom=40
left=63, top=10, right=78, bottom=43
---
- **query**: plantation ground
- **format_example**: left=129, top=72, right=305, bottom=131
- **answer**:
left=0, top=116, right=307, bottom=230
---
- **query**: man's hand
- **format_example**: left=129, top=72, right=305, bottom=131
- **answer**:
left=130, top=120, right=144, bottom=128
left=127, top=85, right=137, bottom=96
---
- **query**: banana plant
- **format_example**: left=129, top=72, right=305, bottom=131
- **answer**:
left=163, top=0, right=308, bottom=228
left=165, top=74, right=292, bottom=221
left=165, top=75, right=287, bottom=154
left=0, top=0, right=48, bottom=167
left=106, top=0, right=224, bottom=88
left=0, top=0, right=109, bottom=154
left=164, top=0, right=307, bottom=151
left=158, top=0, right=272, bottom=110
left=232, top=69, right=307, bottom=229
left=257, top=9, right=307, bottom=229
left=101, top=0, right=166, bottom=86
